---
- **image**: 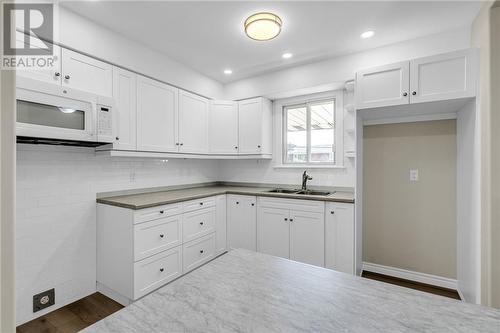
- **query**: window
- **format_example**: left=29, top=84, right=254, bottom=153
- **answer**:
left=283, top=99, right=336, bottom=165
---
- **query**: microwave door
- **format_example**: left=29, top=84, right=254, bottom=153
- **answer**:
left=16, top=89, right=96, bottom=142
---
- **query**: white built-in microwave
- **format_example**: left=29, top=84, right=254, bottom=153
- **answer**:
left=16, top=77, right=114, bottom=146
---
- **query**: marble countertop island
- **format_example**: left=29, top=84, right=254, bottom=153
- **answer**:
left=83, top=250, right=500, bottom=333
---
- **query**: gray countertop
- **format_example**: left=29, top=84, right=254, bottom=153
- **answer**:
left=97, top=185, right=355, bottom=209
left=83, top=250, right=500, bottom=333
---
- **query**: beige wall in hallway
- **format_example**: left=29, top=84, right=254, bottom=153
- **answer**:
left=363, top=120, right=457, bottom=279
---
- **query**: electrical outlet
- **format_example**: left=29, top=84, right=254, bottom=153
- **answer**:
left=410, top=169, right=419, bottom=182
left=33, top=288, right=55, bottom=313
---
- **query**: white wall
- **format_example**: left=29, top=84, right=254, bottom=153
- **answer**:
left=15, top=145, right=219, bottom=325
left=457, top=100, right=481, bottom=303
left=223, top=27, right=471, bottom=100
left=57, top=6, right=224, bottom=99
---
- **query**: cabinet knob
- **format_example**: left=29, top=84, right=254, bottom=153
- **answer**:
left=330, top=211, right=335, bottom=215
left=289, top=219, right=294, bottom=222
left=64, top=74, right=70, bottom=80
left=234, top=146, right=238, bottom=149
left=402, top=92, right=408, bottom=97
left=236, top=202, right=239, bottom=204
left=251, top=203, right=255, bottom=206
left=200, top=202, right=203, bottom=205
left=115, top=136, right=119, bottom=141
left=160, top=210, right=164, bottom=214
left=412, top=91, right=417, bottom=96
left=180, top=143, right=184, bottom=146
left=200, top=250, right=204, bottom=254
left=176, top=143, right=179, bottom=146
left=160, top=234, right=164, bottom=238
left=54, top=72, right=61, bottom=77
left=284, top=218, right=288, bottom=221
left=257, top=145, right=261, bottom=148
left=160, top=268, right=164, bottom=272
left=199, top=221, right=204, bottom=225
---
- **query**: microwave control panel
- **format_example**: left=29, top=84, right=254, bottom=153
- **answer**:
left=97, top=105, right=113, bottom=143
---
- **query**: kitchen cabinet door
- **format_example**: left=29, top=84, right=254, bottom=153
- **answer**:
left=290, top=210, right=325, bottom=267
left=16, top=35, right=62, bottom=85
left=238, top=97, right=272, bottom=154
left=215, top=195, right=227, bottom=255
left=257, top=207, right=289, bottom=259
left=209, top=100, right=239, bottom=154
left=112, top=67, right=137, bottom=150
left=136, top=76, right=178, bottom=152
left=61, top=48, right=112, bottom=96
left=410, top=49, right=475, bottom=104
left=227, top=195, right=256, bottom=251
left=325, top=202, right=355, bottom=274
left=356, top=61, right=410, bottom=109
left=178, top=90, right=209, bottom=153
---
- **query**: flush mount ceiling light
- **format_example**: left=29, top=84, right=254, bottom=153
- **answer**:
left=244, top=12, right=282, bottom=41
left=360, top=30, right=375, bottom=39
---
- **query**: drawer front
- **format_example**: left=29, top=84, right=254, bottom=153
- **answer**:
left=183, top=233, right=216, bottom=273
left=134, top=203, right=182, bottom=224
left=183, top=196, right=216, bottom=213
left=134, top=246, right=182, bottom=299
left=134, top=215, right=182, bottom=261
left=183, top=207, right=215, bottom=243
left=257, top=197, right=325, bottom=213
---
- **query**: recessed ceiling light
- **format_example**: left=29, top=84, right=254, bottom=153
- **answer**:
left=282, top=52, right=293, bottom=59
left=361, top=30, right=375, bottom=39
left=223, top=69, right=233, bottom=75
left=244, top=12, right=282, bottom=41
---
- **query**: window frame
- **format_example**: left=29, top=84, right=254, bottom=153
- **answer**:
left=277, top=90, right=344, bottom=168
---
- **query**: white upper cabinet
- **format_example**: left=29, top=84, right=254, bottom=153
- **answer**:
left=209, top=100, right=239, bottom=154
left=227, top=195, right=257, bottom=251
left=257, top=207, right=290, bottom=259
left=238, top=97, right=273, bottom=155
left=16, top=36, right=62, bottom=85
left=325, top=202, right=355, bottom=275
left=61, top=48, right=112, bottom=96
left=178, top=90, right=209, bottom=153
left=289, top=210, right=325, bottom=267
left=136, top=76, right=178, bottom=152
left=356, top=49, right=476, bottom=110
left=409, top=49, right=476, bottom=104
left=356, top=61, right=410, bottom=109
left=112, top=67, right=137, bottom=150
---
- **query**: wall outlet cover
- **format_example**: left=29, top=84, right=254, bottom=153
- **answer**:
left=33, top=288, right=55, bottom=313
left=410, top=169, right=419, bottom=182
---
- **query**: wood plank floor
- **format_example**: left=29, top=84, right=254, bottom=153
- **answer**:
left=362, top=271, right=461, bottom=300
left=16, top=292, right=124, bottom=333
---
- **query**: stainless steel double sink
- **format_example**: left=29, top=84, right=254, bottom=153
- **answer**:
left=267, top=188, right=334, bottom=196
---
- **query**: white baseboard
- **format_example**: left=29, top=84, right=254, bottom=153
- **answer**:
left=362, top=262, right=458, bottom=290
left=97, top=282, right=131, bottom=306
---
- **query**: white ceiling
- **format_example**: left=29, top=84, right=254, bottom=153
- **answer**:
left=60, top=1, right=482, bottom=84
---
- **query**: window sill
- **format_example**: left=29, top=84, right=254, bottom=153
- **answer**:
left=273, top=164, right=346, bottom=170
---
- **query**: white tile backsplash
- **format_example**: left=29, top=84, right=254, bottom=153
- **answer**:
left=15, top=144, right=219, bottom=325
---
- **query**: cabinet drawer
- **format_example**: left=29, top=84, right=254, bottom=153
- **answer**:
left=183, top=233, right=215, bottom=273
left=133, top=246, right=182, bottom=299
left=134, top=203, right=182, bottom=224
left=257, top=197, right=325, bottom=213
left=183, top=197, right=215, bottom=213
left=183, top=207, right=215, bottom=243
left=134, top=215, right=182, bottom=261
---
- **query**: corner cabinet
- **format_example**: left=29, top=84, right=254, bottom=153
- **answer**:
left=238, top=97, right=273, bottom=155
left=356, top=49, right=476, bottom=109
left=112, top=68, right=137, bottom=150
left=136, top=76, right=178, bottom=152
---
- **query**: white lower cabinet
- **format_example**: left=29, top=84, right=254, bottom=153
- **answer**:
left=97, top=194, right=227, bottom=305
left=227, top=195, right=257, bottom=251
left=325, top=202, right=355, bottom=274
left=256, top=197, right=325, bottom=267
